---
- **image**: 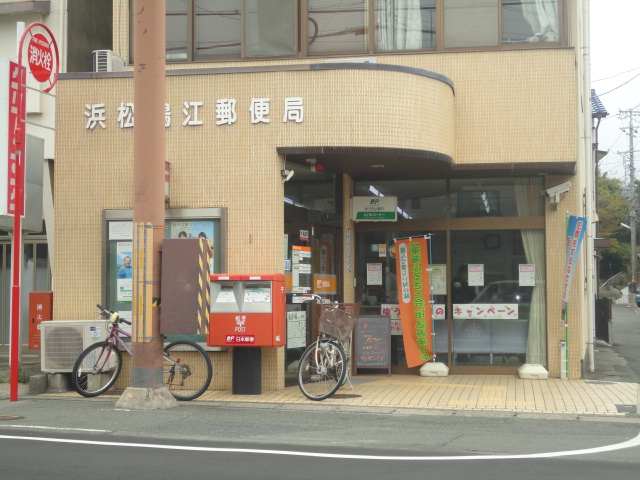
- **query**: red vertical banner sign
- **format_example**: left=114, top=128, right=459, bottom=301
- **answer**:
left=6, top=61, right=26, bottom=215
left=395, top=237, right=433, bottom=367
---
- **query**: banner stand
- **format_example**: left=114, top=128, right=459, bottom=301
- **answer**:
left=422, top=234, right=448, bottom=377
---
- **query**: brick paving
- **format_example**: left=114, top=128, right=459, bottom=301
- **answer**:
left=36, top=374, right=639, bottom=417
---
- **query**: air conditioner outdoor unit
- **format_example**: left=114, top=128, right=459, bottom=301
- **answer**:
left=40, top=320, right=108, bottom=373
left=92, top=50, right=127, bottom=72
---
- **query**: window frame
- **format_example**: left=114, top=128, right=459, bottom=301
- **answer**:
left=136, top=0, right=567, bottom=64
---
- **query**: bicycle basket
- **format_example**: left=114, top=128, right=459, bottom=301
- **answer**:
left=318, top=303, right=360, bottom=342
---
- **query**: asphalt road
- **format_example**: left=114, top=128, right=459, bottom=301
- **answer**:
left=1, top=399, right=639, bottom=479
left=610, top=305, right=640, bottom=381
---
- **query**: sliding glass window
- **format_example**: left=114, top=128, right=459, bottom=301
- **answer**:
left=444, top=0, right=499, bottom=48
left=308, top=0, right=368, bottom=54
left=375, top=0, right=436, bottom=52
left=503, top=0, right=560, bottom=44
left=244, top=0, right=297, bottom=57
left=195, top=0, right=242, bottom=58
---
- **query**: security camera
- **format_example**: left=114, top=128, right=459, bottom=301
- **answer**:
left=281, top=169, right=294, bottom=182
left=545, top=181, right=571, bottom=204
left=546, top=181, right=571, bottom=197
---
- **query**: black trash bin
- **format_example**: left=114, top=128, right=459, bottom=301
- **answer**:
left=232, top=347, right=261, bottom=395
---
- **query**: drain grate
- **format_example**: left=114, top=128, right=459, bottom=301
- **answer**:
left=615, top=404, right=637, bottom=414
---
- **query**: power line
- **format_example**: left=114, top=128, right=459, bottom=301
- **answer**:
left=598, top=72, right=640, bottom=96
left=592, top=66, right=640, bottom=83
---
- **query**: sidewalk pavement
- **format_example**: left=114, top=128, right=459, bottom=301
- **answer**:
left=1, top=315, right=639, bottom=419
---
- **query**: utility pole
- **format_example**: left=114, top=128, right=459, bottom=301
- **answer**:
left=620, top=110, right=640, bottom=296
left=115, top=0, right=176, bottom=409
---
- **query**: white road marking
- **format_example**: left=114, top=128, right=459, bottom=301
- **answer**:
left=0, top=432, right=639, bottom=460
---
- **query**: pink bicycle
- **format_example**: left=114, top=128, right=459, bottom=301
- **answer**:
left=71, top=304, right=212, bottom=401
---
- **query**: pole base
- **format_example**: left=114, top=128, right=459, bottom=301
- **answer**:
left=419, top=362, right=449, bottom=377
left=517, top=364, right=549, bottom=380
left=115, top=386, right=179, bottom=410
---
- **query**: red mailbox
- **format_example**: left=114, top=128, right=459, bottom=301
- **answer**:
left=207, top=274, right=286, bottom=347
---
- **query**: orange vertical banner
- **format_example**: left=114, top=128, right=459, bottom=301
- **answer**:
left=395, top=237, right=433, bottom=367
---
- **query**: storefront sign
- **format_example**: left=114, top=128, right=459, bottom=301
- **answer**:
left=84, top=97, right=304, bottom=129
left=453, top=304, right=518, bottom=320
left=351, top=196, right=397, bottom=222
left=354, top=315, right=391, bottom=374
left=395, top=237, right=433, bottom=366
left=313, top=274, right=337, bottom=294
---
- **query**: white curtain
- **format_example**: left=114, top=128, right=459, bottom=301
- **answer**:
left=377, top=0, right=423, bottom=51
left=515, top=178, right=547, bottom=365
left=522, top=0, right=558, bottom=42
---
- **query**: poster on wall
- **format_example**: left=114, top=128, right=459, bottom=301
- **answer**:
left=168, top=220, right=214, bottom=240
left=167, top=220, right=215, bottom=272
left=431, top=264, right=447, bottom=295
left=286, top=311, right=306, bottom=349
left=467, top=264, right=485, bottom=286
left=291, top=245, right=311, bottom=293
left=109, top=221, right=133, bottom=240
left=367, top=263, right=383, bottom=285
left=519, top=264, right=535, bottom=286
left=116, top=242, right=132, bottom=302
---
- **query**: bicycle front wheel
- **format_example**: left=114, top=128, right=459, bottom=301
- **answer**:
left=163, top=341, right=212, bottom=401
left=71, top=341, right=122, bottom=397
left=297, top=339, right=346, bottom=401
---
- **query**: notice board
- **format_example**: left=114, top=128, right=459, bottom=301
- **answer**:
left=354, top=315, right=391, bottom=375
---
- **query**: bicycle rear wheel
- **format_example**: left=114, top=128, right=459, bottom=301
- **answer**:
left=163, top=340, right=213, bottom=401
left=297, top=339, right=346, bottom=401
left=71, top=341, right=122, bottom=397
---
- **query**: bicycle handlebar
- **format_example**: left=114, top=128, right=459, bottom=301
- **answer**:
left=301, top=293, right=334, bottom=304
left=96, top=304, right=132, bottom=325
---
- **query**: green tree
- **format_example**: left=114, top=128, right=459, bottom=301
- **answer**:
left=597, top=175, right=633, bottom=280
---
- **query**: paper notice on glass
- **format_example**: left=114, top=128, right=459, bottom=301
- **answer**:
left=286, top=311, right=307, bottom=349
left=468, top=264, right=484, bottom=286
left=431, top=264, right=447, bottom=295
left=367, top=263, right=383, bottom=285
left=519, top=264, right=535, bottom=286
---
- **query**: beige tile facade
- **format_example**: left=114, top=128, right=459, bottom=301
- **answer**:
left=54, top=11, right=586, bottom=386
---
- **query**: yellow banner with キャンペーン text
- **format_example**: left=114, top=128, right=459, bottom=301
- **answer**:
left=395, top=237, right=432, bottom=367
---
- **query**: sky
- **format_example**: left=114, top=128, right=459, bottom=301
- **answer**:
left=590, top=0, right=640, bottom=182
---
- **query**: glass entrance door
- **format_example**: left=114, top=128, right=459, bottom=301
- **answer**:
left=355, top=230, right=447, bottom=373
left=284, top=223, right=342, bottom=384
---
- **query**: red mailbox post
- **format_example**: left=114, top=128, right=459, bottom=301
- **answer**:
left=207, top=274, right=285, bottom=348
left=208, top=274, right=286, bottom=395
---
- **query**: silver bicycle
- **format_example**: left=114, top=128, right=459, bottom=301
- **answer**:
left=297, top=295, right=360, bottom=401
